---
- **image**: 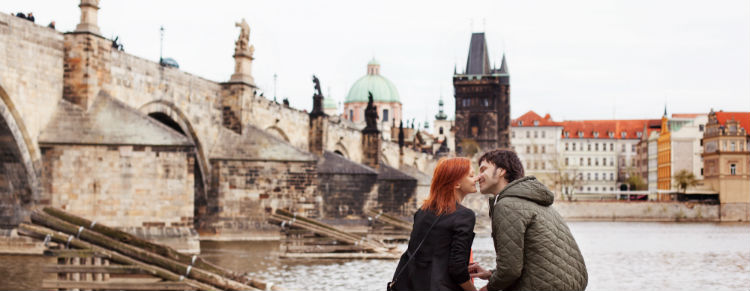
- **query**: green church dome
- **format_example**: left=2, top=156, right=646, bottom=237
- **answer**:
left=345, top=59, right=401, bottom=104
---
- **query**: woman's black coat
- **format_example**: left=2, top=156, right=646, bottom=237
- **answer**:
left=391, top=204, right=476, bottom=291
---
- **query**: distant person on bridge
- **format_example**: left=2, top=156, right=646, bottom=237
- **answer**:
left=468, top=149, right=588, bottom=291
left=389, top=157, right=478, bottom=291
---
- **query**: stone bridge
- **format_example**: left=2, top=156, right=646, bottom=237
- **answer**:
left=0, top=2, right=436, bottom=246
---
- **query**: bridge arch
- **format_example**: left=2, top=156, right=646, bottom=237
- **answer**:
left=139, top=100, right=210, bottom=200
left=0, top=84, right=41, bottom=228
left=265, top=126, right=290, bottom=142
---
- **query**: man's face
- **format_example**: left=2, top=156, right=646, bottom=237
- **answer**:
left=477, top=160, right=504, bottom=194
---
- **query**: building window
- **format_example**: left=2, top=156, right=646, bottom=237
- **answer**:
left=382, top=109, right=389, bottom=122
left=483, top=98, right=489, bottom=107
left=610, top=159, right=614, bottom=166
left=511, top=131, right=515, bottom=138
left=534, top=145, right=538, bottom=153
left=699, top=124, right=704, bottom=132
left=588, top=144, right=592, bottom=151
left=519, top=121, right=523, bottom=126
left=349, top=109, right=353, bottom=121
left=730, top=142, right=736, bottom=151
left=526, top=131, right=530, bottom=138
left=595, top=143, right=599, bottom=151
left=701, top=168, right=704, bottom=176
left=730, top=164, right=737, bottom=175
left=587, top=187, right=591, bottom=192
left=578, top=131, right=584, bottom=138
left=621, top=132, right=627, bottom=138
left=564, top=131, right=570, bottom=138
left=534, top=131, right=538, bottom=138
left=565, top=143, right=569, bottom=151
left=541, top=162, right=546, bottom=170
left=610, top=173, right=614, bottom=180
left=595, top=187, right=599, bottom=191
left=631, top=144, right=636, bottom=152
left=587, top=173, right=591, bottom=180
left=588, top=158, right=592, bottom=166
left=542, top=146, right=546, bottom=153
left=542, top=131, right=546, bottom=138
left=637, top=131, right=642, bottom=138
left=573, top=143, right=577, bottom=151
left=526, top=146, right=530, bottom=153
left=603, top=158, right=607, bottom=165
left=609, top=131, right=614, bottom=138
left=593, top=131, right=599, bottom=138
left=595, top=158, right=599, bottom=166
left=565, top=158, right=569, bottom=166
left=580, top=157, right=584, bottom=165
left=610, top=143, right=614, bottom=151
left=622, top=144, right=626, bottom=152
left=534, top=120, right=539, bottom=126
left=439, top=127, right=444, bottom=135
left=594, top=173, right=599, bottom=180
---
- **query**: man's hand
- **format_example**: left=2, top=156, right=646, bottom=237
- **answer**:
left=468, top=262, right=492, bottom=280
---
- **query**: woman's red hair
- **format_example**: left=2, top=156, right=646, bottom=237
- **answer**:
left=421, top=157, right=471, bottom=215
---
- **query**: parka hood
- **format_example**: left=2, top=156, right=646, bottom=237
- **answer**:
left=496, top=176, right=554, bottom=206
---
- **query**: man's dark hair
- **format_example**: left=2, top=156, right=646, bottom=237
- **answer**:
left=478, top=149, right=525, bottom=183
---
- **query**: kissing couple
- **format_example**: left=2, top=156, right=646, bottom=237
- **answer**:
left=388, top=149, right=588, bottom=291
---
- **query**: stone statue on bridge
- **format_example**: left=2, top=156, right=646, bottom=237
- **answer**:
left=363, top=92, right=379, bottom=133
left=310, top=75, right=325, bottom=117
left=234, top=18, right=253, bottom=56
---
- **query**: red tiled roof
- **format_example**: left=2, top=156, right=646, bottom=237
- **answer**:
left=716, top=112, right=750, bottom=133
left=560, top=119, right=660, bottom=139
left=511, top=111, right=562, bottom=127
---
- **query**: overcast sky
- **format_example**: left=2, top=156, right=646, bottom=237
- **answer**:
left=8, top=0, right=750, bottom=129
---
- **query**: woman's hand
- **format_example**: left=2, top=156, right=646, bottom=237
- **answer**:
left=469, top=262, right=492, bottom=280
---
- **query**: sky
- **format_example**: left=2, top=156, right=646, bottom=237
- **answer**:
left=7, top=0, right=750, bottom=130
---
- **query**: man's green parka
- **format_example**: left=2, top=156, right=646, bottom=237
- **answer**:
left=487, top=176, right=588, bottom=291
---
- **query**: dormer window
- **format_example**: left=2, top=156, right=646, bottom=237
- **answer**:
left=564, top=131, right=570, bottom=138
left=533, top=120, right=539, bottom=126
left=637, top=132, right=642, bottom=138
left=608, top=131, right=614, bottom=138
left=621, top=132, right=627, bottom=138
left=578, top=131, right=584, bottom=138
left=593, top=131, right=599, bottom=138
left=519, top=121, right=523, bottom=126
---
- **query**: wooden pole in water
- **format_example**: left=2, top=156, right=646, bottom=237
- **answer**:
left=17, top=223, right=219, bottom=291
left=30, top=211, right=257, bottom=291
left=41, top=207, right=280, bottom=291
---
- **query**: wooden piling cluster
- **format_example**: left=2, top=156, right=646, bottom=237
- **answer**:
left=268, top=209, right=399, bottom=260
left=18, top=207, right=281, bottom=291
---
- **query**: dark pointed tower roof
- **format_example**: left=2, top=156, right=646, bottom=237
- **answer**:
left=465, top=32, right=491, bottom=75
left=497, top=53, right=508, bottom=74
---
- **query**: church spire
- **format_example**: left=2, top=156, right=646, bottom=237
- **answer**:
left=435, top=95, right=447, bottom=120
left=498, top=53, right=508, bottom=74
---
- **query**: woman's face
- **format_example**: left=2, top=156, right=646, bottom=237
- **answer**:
left=455, top=168, right=477, bottom=197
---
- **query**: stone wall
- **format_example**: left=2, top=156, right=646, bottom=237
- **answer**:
left=377, top=179, right=418, bottom=217
left=553, top=201, right=720, bottom=221
left=202, top=159, right=318, bottom=240
left=42, top=145, right=195, bottom=227
left=318, top=173, right=378, bottom=218
left=0, top=13, right=64, bottom=160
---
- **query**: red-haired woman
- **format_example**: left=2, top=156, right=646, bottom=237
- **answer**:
left=389, top=157, right=478, bottom=291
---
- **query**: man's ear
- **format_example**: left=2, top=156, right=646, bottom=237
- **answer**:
left=496, top=168, right=507, bottom=179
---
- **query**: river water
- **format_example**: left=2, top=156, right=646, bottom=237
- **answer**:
left=1, top=222, right=749, bottom=290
